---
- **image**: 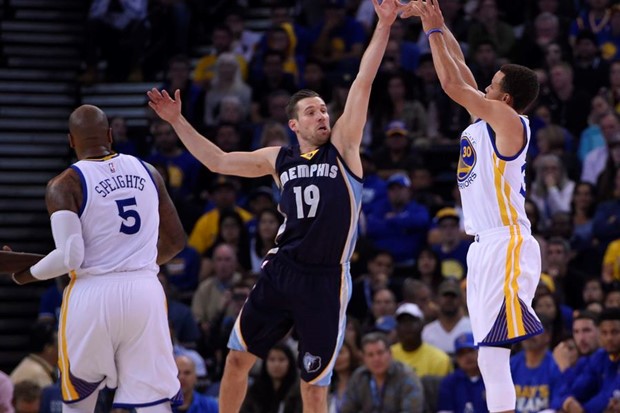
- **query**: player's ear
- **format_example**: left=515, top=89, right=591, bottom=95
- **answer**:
left=68, top=133, right=75, bottom=148
left=288, top=118, right=298, bottom=134
left=108, top=127, right=114, bottom=144
left=502, top=93, right=513, bottom=106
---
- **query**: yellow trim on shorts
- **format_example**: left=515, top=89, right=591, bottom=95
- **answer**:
left=59, top=271, right=79, bottom=401
left=493, top=155, right=525, bottom=338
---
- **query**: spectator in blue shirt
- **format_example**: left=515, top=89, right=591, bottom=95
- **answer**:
left=510, top=316, right=562, bottom=413
left=437, top=332, right=487, bottom=413
left=430, top=207, right=471, bottom=281
left=366, top=173, right=430, bottom=272
left=555, top=308, right=620, bottom=413
left=174, top=355, right=218, bottom=413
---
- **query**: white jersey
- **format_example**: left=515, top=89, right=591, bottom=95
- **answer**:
left=71, top=153, right=159, bottom=276
left=457, top=116, right=532, bottom=235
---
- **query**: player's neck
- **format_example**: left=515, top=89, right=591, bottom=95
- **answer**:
left=80, top=147, right=114, bottom=160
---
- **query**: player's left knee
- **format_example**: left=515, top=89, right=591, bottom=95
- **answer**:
left=300, top=381, right=328, bottom=410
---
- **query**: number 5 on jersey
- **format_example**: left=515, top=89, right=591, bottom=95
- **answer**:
left=293, top=185, right=320, bottom=219
left=115, top=197, right=141, bottom=234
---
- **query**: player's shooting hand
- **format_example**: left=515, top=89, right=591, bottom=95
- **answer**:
left=147, top=88, right=182, bottom=124
left=400, top=0, right=445, bottom=32
left=373, top=0, right=402, bottom=25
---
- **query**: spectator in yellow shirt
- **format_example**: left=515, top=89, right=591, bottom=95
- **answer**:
left=188, top=175, right=253, bottom=255
left=603, top=238, right=620, bottom=282
left=390, top=303, right=453, bottom=378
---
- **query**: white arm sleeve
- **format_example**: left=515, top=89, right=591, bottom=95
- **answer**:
left=30, top=210, right=85, bottom=280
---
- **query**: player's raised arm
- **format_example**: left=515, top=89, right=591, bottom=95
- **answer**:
left=402, top=1, right=477, bottom=91
left=147, top=89, right=279, bottom=178
left=331, top=0, right=400, bottom=155
left=410, top=0, right=524, bottom=149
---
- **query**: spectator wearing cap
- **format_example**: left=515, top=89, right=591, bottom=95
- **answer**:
left=436, top=332, right=487, bottom=413
left=430, top=208, right=472, bottom=281
left=391, top=303, right=453, bottom=378
left=188, top=175, right=253, bottom=256
left=373, top=120, right=421, bottom=180
left=309, top=0, right=367, bottom=77
left=366, top=173, right=430, bottom=272
left=340, top=332, right=424, bottom=413
left=422, top=280, right=472, bottom=356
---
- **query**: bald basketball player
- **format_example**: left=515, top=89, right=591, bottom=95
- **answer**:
left=11, top=104, right=186, bottom=412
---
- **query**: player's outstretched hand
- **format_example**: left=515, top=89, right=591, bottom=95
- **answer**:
left=401, top=0, right=445, bottom=33
left=147, top=89, right=182, bottom=124
left=373, top=0, right=402, bottom=25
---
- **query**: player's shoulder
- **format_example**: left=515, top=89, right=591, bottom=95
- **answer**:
left=48, top=167, right=80, bottom=191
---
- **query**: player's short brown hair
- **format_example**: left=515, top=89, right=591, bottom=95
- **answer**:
left=499, top=64, right=540, bottom=113
left=286, top=89, right=320, bottom=120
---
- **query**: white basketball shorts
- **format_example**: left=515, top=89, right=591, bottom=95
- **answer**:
left=58, top=271, right=181, bottom=408
left=466, top=225, right=543, bottom=346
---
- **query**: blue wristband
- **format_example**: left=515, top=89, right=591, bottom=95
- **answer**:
left=426, top=28, right=443, bottom=38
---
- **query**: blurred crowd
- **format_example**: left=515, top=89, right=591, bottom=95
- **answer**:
left=4, top=0, right=620, bottom=411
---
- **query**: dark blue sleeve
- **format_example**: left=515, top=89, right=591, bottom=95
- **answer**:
left=385, top=204, right=430, bottom=230
left=175, top=305, right=200, bottom=344
left=437, top=375, right=456, bottom=412
left=571, top=352, right=605, bottom=403
left=592, top=202, right=620, bottom=242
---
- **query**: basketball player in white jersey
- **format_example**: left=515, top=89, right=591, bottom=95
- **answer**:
left=11, top=105, right=186, bottom=413
left=401, top=2, right=542, bottom=412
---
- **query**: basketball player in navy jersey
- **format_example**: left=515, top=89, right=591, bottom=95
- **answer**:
left=147, top=1, right=401, bottom=411
left=401, top=1, right=541, bottom=413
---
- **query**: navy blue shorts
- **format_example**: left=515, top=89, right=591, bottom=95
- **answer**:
left=228, top=253, right=352, bottom=385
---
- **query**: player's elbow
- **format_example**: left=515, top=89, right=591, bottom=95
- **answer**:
left=64, top=234, right=85, bottom=270
left=171, top=233, right=186, bottom=257
left=442, top=80, right=462, bottom=96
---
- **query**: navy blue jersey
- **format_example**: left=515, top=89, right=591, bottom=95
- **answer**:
left=273, top=142, right=363, bottom=266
